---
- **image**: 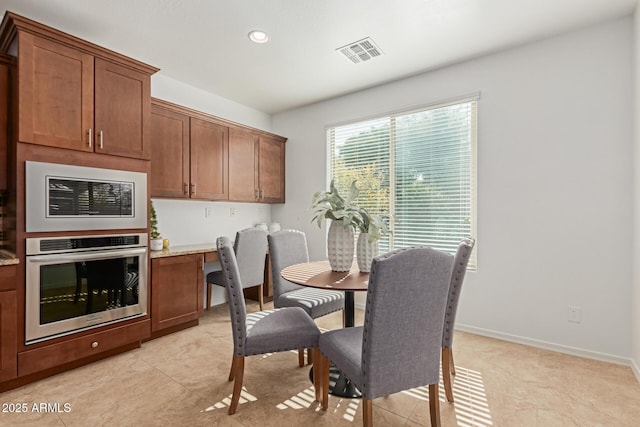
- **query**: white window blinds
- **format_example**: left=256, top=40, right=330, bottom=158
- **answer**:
left=327, top=97, right=477, bottom=267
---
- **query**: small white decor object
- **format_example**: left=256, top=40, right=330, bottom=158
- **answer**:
left=255, top=223, right=268, bottom=232
left=150, top=239, right=163, bottom=251
left=327, top=220, right=354, bottom=272
left=356, top=233, right=379, bottom=273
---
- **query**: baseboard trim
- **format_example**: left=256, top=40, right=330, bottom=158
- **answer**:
left=352, top=302, right=638, bottom=378
left=456, top=323, right=633, bottom=367
left=632, top=358, right=640, bottom=383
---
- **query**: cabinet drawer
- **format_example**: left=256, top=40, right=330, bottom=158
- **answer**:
left=18, top=319, right=150, bottom=376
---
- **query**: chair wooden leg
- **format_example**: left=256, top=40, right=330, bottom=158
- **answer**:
left=313, top=348, right=322, bottom=402
left=429, top=383, right=441, bottom=427
left=362, top=398, right=373, bottom=427
left=321, top=353, right=330, bottom=410
left=258, top=283, right=264, bottom=311
left=450, top=349, right=456, bottom=375
left=298, top=349, right=305, bottom=367
left=442, top=347, right=454, bottom=403
left=206, top=282, right=212, bottom=311
left=228, top=356, right=236, bottom=381
left=307, top=348, right=313, bottom=365
left=229, top=356, right=244, bottom=415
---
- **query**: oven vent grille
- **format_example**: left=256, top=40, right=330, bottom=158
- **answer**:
left=336, top=37, right=383, bottom=64
left=40, top=239, right=73, bottom=252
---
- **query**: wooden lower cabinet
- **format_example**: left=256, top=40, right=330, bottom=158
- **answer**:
left=18, top=319, right=150, bottom=377
left=0, top=290, right=17, bottom=381
left=0, top=264, right=17, bottom=382
left=151, top=254, right=204, bottom=333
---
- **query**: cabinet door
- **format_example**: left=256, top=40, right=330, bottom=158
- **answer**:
left=0, top=290, right=17, bottom=381
left=258, top=136, right=285, bottom=203
left=0, top=59, right=8, bottom=190
left=18, top=32, right=94, bottom=151
left=228, top=128, right=258, bottom=202
left=190, top=118, right=228, bottom=200
left=151, top=254, right=204, bottom=332
left=150, top=105, right=190, bottom=198
left=94, top=58, right=150, bottom=159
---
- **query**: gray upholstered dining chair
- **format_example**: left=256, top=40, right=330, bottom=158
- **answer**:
left=216, top=236, right=322, bottom=415
left=317, top=246, right=453, bottom=427
left=268, top=229, right=345, bottom=365
left=442, top=236, right=475, bottom=403
left=206, top=228, right=268, bottom=311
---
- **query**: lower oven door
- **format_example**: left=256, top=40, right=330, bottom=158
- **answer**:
left=25, top=247, right=148, bottom=344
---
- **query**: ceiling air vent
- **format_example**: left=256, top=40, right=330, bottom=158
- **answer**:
left=336, top=37, right=383, bottom=64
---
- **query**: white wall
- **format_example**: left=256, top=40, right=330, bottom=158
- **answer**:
left=150, top=74, right=274, bottom=307
left=632, top=8, right=640, bottom=380
left=151, top=74, right=272, bottom=131
left=273, top=17, right=634, bottom=361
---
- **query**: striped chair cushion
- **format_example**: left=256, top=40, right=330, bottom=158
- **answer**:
left=277, top=287, right=344, bottom=319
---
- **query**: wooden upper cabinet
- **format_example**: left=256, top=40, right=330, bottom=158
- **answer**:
left=229, top=129, right=286, bottom=203
left=0, top=54, right=10, bottom=191
left=0, top=12, right=158, bottom=160
left=190, top=118, right=228, bottom=200
left=94, top=58, right=150, bottom=159
left=258, top=136, right=285, bottom=203
left=150, top=98, right=286, bottom=203
left=150, top=104, right=190, bottom=198
left=150, top=100, right=229, bottom=201
left=18, top=32, right=94, bottom=152
left=228, top=127, right=258, bottom=201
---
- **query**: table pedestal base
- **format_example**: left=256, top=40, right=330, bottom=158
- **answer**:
left=310, top=366, right=362, bottom=399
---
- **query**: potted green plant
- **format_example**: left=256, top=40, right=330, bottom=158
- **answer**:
left=311, top=180, right=361, bottom=271
left=149, top=200, right=163, bottom=251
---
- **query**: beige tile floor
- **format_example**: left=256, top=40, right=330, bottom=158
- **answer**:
left=1, top=301, right=639, bottom=426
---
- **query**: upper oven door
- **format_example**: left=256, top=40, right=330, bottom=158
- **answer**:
left=25, top=161, right=147, bottom=232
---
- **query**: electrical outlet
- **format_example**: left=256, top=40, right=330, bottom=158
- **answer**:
left=229, top=207, right=236, bottom=217
left=205, top=207, right=214, bottom=218
left=568, top=306, right=581, bottom=323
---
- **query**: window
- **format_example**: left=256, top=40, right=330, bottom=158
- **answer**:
left=327, top=97, right=477, bottom=267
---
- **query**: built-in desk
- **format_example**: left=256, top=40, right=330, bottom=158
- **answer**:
left=150, top=243, right=218, bottom=262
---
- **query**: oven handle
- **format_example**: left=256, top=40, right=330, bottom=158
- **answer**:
left=27, top=247, right=147, bottom=263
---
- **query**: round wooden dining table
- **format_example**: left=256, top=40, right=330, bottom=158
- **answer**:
left=280, top=260, right=369, bottom=398
left=280, top=260, right=368, bottom=328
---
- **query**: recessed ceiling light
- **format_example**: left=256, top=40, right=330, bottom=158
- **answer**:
left=248, top=30, right=269, bottom=44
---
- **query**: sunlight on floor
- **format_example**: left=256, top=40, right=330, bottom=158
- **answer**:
left=402, top=366, right=493, bottom=427
left=202, top=387, right=258, bottom=413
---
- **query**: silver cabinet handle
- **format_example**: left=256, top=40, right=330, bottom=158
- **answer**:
left=87, top=128, right=92, bottom=148
left=99, top=130, right=104, bottom=149
left=191, top=183, right=196, bottom=195
left=183, top=183, right=188, bottom=195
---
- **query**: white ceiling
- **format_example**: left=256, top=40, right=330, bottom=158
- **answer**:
left=0, top=0, right=637, bottom=114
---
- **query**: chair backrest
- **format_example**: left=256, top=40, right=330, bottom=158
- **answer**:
left=442, top=237, right=475, bottom=349
left=234, top=228, right=268, bottom=289
left=362, top=246, right=453, bottom=399
left=217, top=236, right=247, bottom=357
left=267, top=229, right=310, bottom=305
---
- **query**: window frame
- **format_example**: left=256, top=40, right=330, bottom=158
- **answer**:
left=325, top=94, right=478, bottom=269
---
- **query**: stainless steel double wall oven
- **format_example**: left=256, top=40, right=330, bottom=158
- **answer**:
left=24, top=161, right=148, bottom=344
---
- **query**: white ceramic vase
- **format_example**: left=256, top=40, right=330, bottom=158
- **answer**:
left=327, top=220, right=354, bottom=272
left=356, top=233, right=378, bottom=273
left=150, top=238, right=163, bottom=251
